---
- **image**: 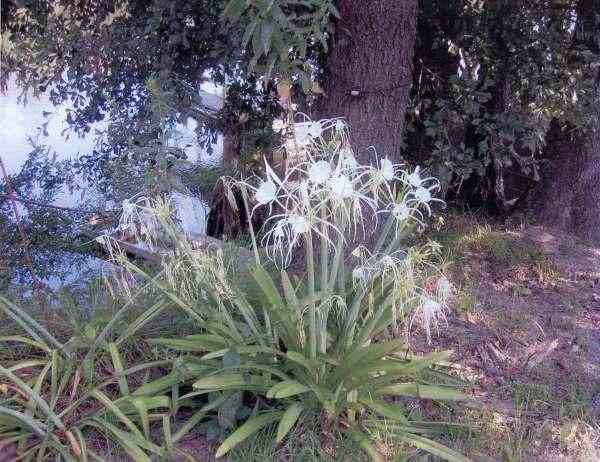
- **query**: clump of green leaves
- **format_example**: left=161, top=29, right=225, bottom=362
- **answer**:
left=108, top=121, right=470, bottom=461
left=0, top=294, right=203, bottom=461
left=223, top=0, right=338, bottom=85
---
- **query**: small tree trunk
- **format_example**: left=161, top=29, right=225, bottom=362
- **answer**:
left=222, top=131, right=240, bottom=168
left=315, top=0, right=418, bottom=163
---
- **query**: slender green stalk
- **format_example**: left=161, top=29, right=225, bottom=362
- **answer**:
left=373, top=212, right=395, bottom=255
left=328, top=214, right=346, bottom=292
left=240, top=185, right=261, bottom=267
left=337, top=248, right=346, bottom=296
left=319, top=206, right=329, bottom=353
left=304, top=232, right=317, bottom=360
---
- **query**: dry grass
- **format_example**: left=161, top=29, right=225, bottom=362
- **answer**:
left=417, top=214, right=600, bottom=461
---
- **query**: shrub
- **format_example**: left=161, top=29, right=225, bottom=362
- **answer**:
left=0, top=120, right=469, bottom=461
left=0, top=295, right=202, bottom=461
left=114, top=119, right=469, bottom=461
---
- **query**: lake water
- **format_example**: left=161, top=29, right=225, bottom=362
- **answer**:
left=1, top=78, right=223, bottom=289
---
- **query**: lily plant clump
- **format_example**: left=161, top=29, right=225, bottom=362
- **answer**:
left=238, top=117, right=448, bottom=345
left=103, top=119, right=468, bottom=461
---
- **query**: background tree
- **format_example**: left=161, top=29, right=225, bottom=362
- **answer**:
left=314, top=0, right=419, bottom=161
left=534, top=0, right=600, bottom=241
left=3, top=0, right=600, bottom=244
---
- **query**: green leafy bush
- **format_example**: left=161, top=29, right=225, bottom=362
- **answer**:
left=1, top=120, right=469, bottom=461
left=0, top=295, right=201, bottom=461
left=113, top=120, right=469, bottom=460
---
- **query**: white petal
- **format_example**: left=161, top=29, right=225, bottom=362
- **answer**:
left=307, top=121, right=323, bottom=138
left=288, top=214, right=310, bottom=235
left=392, top=203, right=411, bottom=220
left=255, top=180, right=277, bottom=205
left=308, top=160, right=332, bottom=184
left=329, top=175, right=353, bottom=200
left=414, top=187, right=431, bottom=203
left=406, top=166, right=423, bottom=188
left=380, top=158, right=395, bottom=181
left=341, top=151, right=358, bottom=171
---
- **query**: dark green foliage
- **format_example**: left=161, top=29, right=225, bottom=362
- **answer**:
left=407, top=0, right=598, bottom=207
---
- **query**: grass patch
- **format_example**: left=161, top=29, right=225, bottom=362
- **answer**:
left=456, top=283, right=477, bottom=313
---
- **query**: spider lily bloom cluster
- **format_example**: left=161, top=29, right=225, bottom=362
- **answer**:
left=236, top=119, right=443, bottom=267
left=229, top=118, right=449, bottom=348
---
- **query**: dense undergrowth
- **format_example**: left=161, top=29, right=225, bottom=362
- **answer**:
left=0, top=121, right=472, bottom=461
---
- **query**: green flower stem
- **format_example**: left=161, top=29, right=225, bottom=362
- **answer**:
left=240, top=185, right=261, bottom=267
left=304, top=232, right=317, bottom=360
left=328, top=227, right=345, bottom=293
left=373, top=212, right=395, bottom=254
left=319, top=206, right=329, bottom=353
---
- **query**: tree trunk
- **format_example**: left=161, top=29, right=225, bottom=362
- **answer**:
left=315, top=0, right=418, bottom=163
left=534, top=0, right=600, bottom=242
left=535, top=93, right=600, bottom=242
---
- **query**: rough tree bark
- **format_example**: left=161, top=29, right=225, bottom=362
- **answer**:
left=315, top=0, right=419, bottom=162
left=535, top=0, right=600, bottom=242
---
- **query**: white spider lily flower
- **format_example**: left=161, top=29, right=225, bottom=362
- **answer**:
left=376, top=250, right=408, bottom=288
left=235, top=158, right=293, bottom=216
left=261, top=205, right=340, bottom=267
left=411, top=185, right=444, bottom=216
left=352, top=266, right=373, bottom=288
left=405, top=166, right=424, bottom=188
left=380, top=157, right=395, bottom=181
left=377, top=196, right=425, bottom=235
left=293, top=123, right=312, bottom=146
left=328, top=174, right=354, bottom=200
left=436, top=276, right=454, bottom=302
left=366, top=155, right=404, bottom=199
left=403, top=166, right=441, bottom=192
left=328, top=181, right=378, bottom=237
left=255, top=180, right=277, bottom=205
left=350, top=246, right=381, bottom=288
left=307, top=121, right=324, bottom=139
left=340, top=147, right=358, bottom=172
left=410, top=296, right=448, bottom=344
left=335, top=119, right=346, bottom=132
left=293, top=120, right=325, bottom=146
left=414, top=186, right=432, bottom=203
left=288, top=214, right=311, bottom=235
left=307, top=160, right=332, bottom=184
left=391, top=202, right=411, bottom=221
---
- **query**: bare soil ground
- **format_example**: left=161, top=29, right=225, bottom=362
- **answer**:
left=412, top=216, right=600, bottom=461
